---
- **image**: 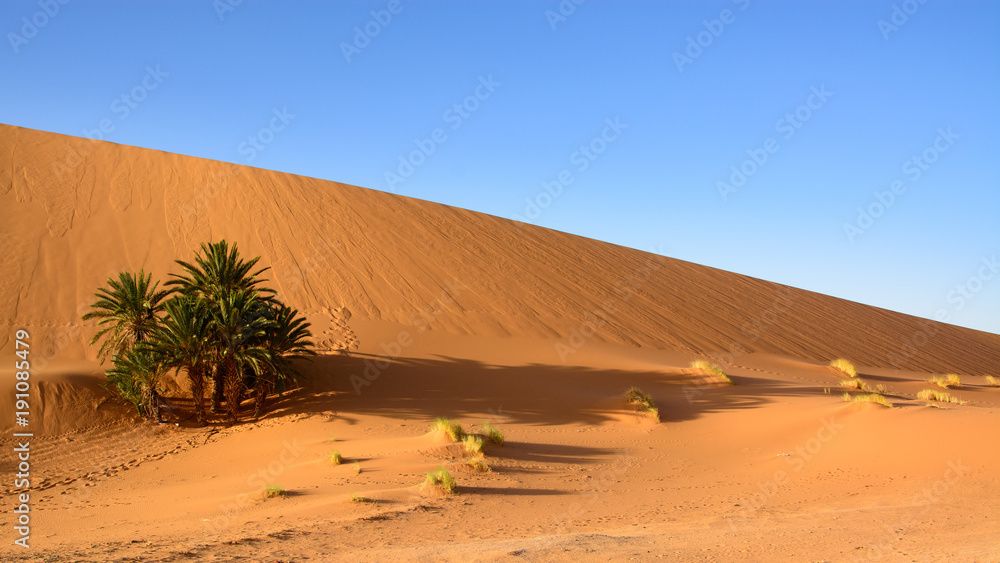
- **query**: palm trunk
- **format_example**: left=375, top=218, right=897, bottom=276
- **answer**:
left=189, top=364, right=207, bottom=426
left=254, top=380, right=272, bottom=418
left=223, top=356, right=242, bottom=424
left=149, top=388, right=163, bottom=423
left=211, top=364, right=224, bottom=414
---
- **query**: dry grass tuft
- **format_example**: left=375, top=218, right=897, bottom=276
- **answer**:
left=842, top=392, right=892, bottom=408
left=329, top=450, right=343, bottom=465
left=431, top=417, right=465, bottom=442
left=424, top=467, right=456, bottom=494
left=349, top=493, right=371, bottom=503
left=929, top=374, right=962, bottom=389
left=917, top=389, right=965, bottom=404
left=463, top=435, right=484, bottom=456
left=839, top=378, right=863, bottom=390
left=690, top=359, right=734, bottom=384
left=466, top=455, right=491, bottom=473
left=625, top=386, right=660, bottom=421
left=481, top=421, right=505, bottom=446
left=263, top=485, right=287, bottom=499
left=830, top=358, right=858, bottom=378
left=985, top=375, right=1000, bottom=387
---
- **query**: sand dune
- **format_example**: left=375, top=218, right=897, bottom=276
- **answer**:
left=1, top=124, right=998, bottom=561
left=1, top=124, right=996, bottom=372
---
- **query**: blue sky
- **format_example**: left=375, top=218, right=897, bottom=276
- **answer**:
left=2, top=0, right=998, bottom=334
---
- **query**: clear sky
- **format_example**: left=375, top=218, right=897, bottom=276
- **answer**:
left=2, top=0, right=998, bottom=334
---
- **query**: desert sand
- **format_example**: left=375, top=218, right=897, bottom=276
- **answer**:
left=1, top=123, right=998, bottom=561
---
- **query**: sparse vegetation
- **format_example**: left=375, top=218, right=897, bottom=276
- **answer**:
left=430, top=417, right=465, bottom=442
left=263, top=485, right=287, bottom=499
left=329, top=450, right=343, bottom=465
left=842, top=392, right=892, bottom=408
left=349, top=493, right=371, bottom=503
left=929, top=374, right=962, bottom=389
left=467, top=455, right=491, bottom=473
left=624, top=386, right=660, bottom=421
left=985, top=375, right=1000, bottom=387
left=83, top=241, right=322, bottom=425
left=830, top=358, right=858, bottom=378
left=481, top=421, right=505, bottom=446
left=424, top=467, right=456, bottom=494
left=839, top=379, right=888, bottom=394
left=690, top=359, right=734, bottom=384
left=353, top=461, right=361, bottom=474
left=917, top=389, right=965, bottom=405
left=463, top=435, right=484, bottom=456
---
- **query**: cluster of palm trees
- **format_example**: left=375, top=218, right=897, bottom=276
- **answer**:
left=83, top=241, right=315, bottom=425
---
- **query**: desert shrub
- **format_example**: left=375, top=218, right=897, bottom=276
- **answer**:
left=917, top=389, right=965, bottom=404
left=929, top=374, right=961, bottom=389
left=463, top=435, right=484, bottom=456
left=842, top=392, right=892, bottom=408
left=263, top=485, right=287, bottom=498
left=690, top=359, right=734, bottom=384
left=329, top=450, right=343, bottom=465
left=985, top=375, right=1000, bottom=387
left=467, top=456, right=491, bottom=473
left=625, top=386, right=660, bottom=421
left=431, top=418, right=465, bottom=442
left=349, top=493, right=370, bottom=503
left=424, top=467, right=456, bottom=494
left=830, top=358, right=858, bottom=378
left=481, top=421, right=505, bottom=445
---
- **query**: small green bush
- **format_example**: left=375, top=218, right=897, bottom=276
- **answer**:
left=431, top=418, right=465, bottom=442
left=463, top=435, right=484, bottom=455
left=263, top=485, right=287, bottom=499
left=690, top=359, right=734, bottom=384
left=481, top=421, right=505, bottom=446
left=424, top=467, right=456, bottom=494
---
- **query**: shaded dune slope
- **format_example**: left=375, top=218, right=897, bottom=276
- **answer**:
left=0, top=123, right=996, bottom=374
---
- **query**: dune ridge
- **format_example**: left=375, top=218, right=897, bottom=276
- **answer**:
left=1, top=123, right=996, bottom=376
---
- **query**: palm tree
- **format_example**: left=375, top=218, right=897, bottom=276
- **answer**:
left=104, top=343, right=166, bottom=422
left=253, top=303, right=315, bottom=417
left=213, top=288, right=273, bottom=423
left=167, top=240, right=273, bottom=415
left=167, top=240, right=272, bottom=302
left=155, top=295, right=213, bottom=425
left=83, top=270, right=169, bottom=363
